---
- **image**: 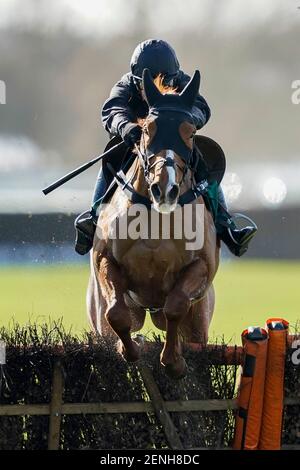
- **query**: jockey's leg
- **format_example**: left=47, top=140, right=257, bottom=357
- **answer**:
left=193, top=144, right=257, bottom=257
left=216, top=186, right=257, bottom=257
left=74, top=167, right=113, bottom=255
left=91, top=167, right=109, bottom=215
left=74, top=140, right=133, bottom=255
left=74, top=167, right=104, bottom=255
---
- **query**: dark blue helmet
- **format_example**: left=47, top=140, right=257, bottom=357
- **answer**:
left=130, top=39, right=180, bottom=87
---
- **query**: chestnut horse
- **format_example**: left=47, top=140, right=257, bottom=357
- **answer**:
left=87, top=69, right=220, bottom=379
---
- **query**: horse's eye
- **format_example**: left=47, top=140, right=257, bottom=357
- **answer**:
left=144, top=128, right=149, bottom=136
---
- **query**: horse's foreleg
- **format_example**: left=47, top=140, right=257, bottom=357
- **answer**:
left=161, top=291, right=190, bottom=379
left=161, top=260, right=210, bottom=379
left=179, top=286, right=215, bottom=343
left=98, top=255, right=140, bottom=362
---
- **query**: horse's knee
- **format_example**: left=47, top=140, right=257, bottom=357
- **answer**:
left=105, top=304, right=130, bottom=332
left=164, top=291, right=190, bottom=322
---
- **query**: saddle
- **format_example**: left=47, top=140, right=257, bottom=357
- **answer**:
left=193, top=134, right=226, bottom=185
left=100, top=134, right=226, bottom=210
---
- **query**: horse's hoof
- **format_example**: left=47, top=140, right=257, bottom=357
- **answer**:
left=163, top=357, right=187, bottom=380
left=117, top=339, right=141, bottom=363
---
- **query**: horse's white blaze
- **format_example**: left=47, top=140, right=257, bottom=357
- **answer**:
left=152, top=149, right=178, bottom=214
left=165, top=149, right=176, bottom=192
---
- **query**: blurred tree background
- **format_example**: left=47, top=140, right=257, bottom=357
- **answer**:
left=0, top=0, right=299, bottom=170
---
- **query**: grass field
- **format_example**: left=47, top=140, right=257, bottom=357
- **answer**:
left=0, top=260, right=299, bottom=344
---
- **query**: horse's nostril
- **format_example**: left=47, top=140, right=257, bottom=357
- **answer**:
left=168, top=184, right=179, bottom=202
left=150, top=183, right=161, bottom=202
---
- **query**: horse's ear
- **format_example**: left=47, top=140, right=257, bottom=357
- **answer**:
left=180, top=70, right=201, bottom=108
left=142, top=68, right=162, bottom=107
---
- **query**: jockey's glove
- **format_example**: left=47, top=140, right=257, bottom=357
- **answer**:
left=120, top=122, right=142, bottom=147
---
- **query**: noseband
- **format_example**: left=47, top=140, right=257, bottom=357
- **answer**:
left=134, top=142, right=187, bottom=190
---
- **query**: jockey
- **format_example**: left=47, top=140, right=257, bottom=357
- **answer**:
left=75, top=39, right=257, bottom=256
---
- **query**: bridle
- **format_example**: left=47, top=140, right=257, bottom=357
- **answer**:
left=108, top=107, right=210, bottom=208
left=134, top=137, right=188, bottom=191
left=134, top=107, right=196, bottom=191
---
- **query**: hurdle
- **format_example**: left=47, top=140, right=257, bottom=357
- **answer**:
left=0, top=322, right=299, bottom=449
left=233, top=318, right=299, bottom=450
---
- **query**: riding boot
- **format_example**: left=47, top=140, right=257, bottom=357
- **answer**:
left=74, top=211, right=98, bottom=255
left=216, top=186, right=257, bottom=257
left=74, top=168, right=109, bottom=255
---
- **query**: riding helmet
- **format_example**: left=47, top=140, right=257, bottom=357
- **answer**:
left=130, top=39, right=180, bottom=87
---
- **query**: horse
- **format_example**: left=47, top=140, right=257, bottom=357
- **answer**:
left=87, top=69, right=220, bottom=379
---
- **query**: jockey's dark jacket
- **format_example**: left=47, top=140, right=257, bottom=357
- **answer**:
left=101, top=71, right=211, bottom=137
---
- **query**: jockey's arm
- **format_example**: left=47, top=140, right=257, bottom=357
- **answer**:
left=101, top=74, right=135, bottom=137
left=176, top=71, right=211, bottom=129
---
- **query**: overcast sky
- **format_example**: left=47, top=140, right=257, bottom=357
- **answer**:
left=0, top=0, right=299, bottom=37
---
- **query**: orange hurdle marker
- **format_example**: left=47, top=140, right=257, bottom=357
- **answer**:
left=233, top=326, right=269, bottom=450
left=258, top=318, right=289, bottom=450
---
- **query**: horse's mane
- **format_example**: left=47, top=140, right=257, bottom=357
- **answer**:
left=138, top=75, right=177, bottom=126
left=153, top=74, right=177, bottom=95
